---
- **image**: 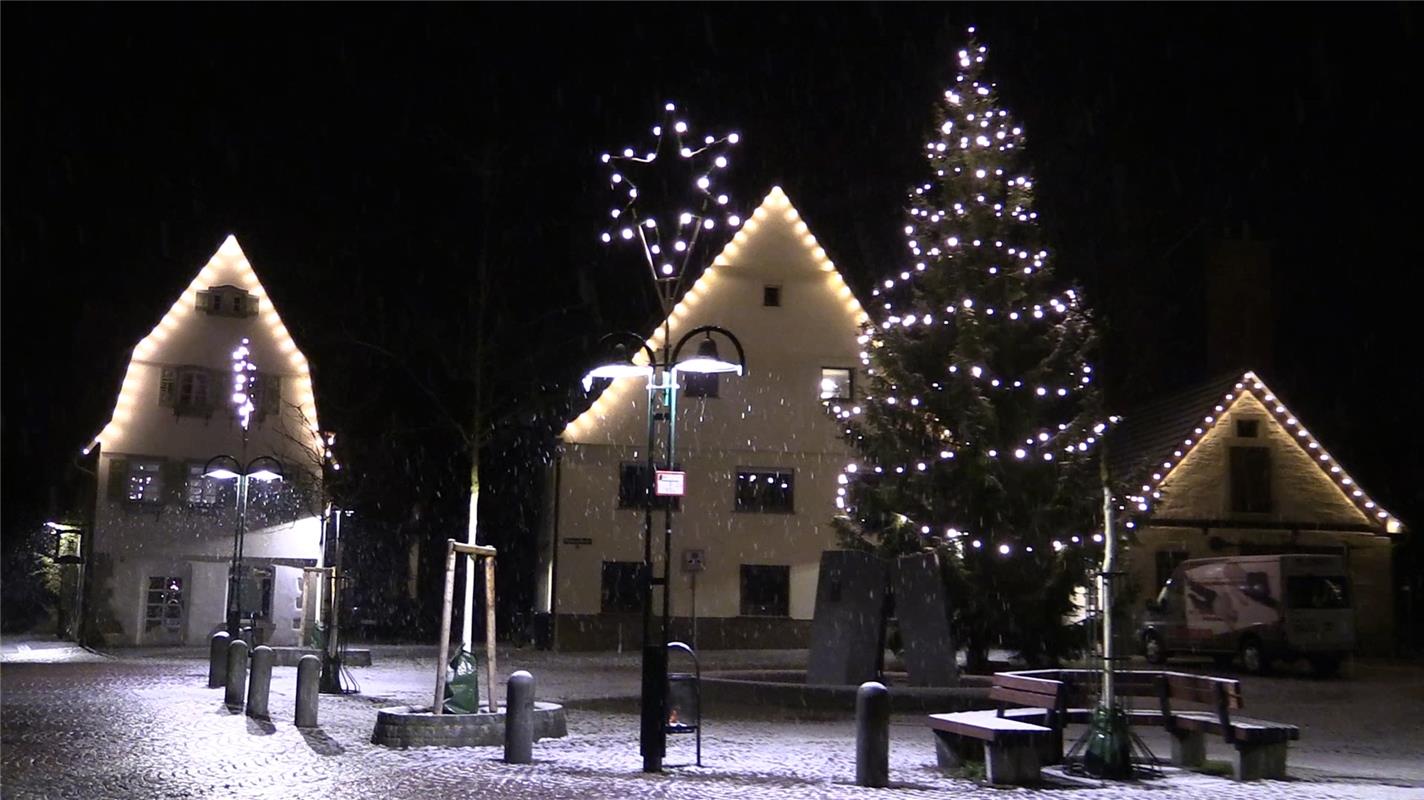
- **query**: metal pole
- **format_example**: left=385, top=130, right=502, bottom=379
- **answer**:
left=639, top=360, right=665, bottom=772
left=1101, top=480, right=1116, bottom=704
left=434, top=539, right=458, bottom=715
left=663, top=369, right=677, bottom=647
left=484, top=554, right=497, bottom=712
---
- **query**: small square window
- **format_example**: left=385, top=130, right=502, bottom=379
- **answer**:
left=683, top=372, right=719, bottom=399
left=185, top=462, right=231, bottom=508
left=601, top=561, right=645, bottom=612
left=763, top=285, right=781, bottom=307
left=735, top=468, right=794, bottom=513
left=740, top=564, right=790, bottom=617
left=617, top=462, right=680, bottom=510
left=820, top=367, right=853, bottom=401
left=1235, top=419, right=1260, bottom=438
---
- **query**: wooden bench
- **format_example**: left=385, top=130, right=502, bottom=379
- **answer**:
left=924, top=673, right=1064, bottom=785
left=990, top=669, right=1299, bottom=781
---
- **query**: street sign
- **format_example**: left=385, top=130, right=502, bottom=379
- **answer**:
left=655, top=470, right=686, bottom=497
left=683, top=548, right=706, bottom=573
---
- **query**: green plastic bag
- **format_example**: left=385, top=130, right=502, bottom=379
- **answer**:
left=442, top=648, right=481, bottom=714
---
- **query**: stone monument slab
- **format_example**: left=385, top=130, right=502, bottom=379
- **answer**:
left=807, top=550, right=886, bottom=686
left=895, top=551, right=959, bottom=686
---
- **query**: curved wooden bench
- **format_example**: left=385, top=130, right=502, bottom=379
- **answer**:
left=927, top=710, right=1053, bottom=785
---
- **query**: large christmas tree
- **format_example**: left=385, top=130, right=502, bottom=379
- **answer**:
left=833, top=31, right=1107, bottom=669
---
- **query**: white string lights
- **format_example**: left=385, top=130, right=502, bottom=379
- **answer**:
left=599, top=102, right=742, bottom=286
left=231, top=338, right=258, bottom=431
left=1123, top=370, right=1403, bottom=534
left=832, top=28, right=1108, bottom=560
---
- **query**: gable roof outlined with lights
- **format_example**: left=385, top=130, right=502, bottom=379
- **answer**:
left=563, top=185, right=871, bottom=443
left=1108, top=369, right=1404, bottom=535
left=84, top=235, right=323, bottom=457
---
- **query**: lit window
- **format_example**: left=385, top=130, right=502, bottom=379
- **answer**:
left=144, top=576, right=184, bottom=632
left=735, top=468, right=794, bottom=513
left=127, top=461, right=165, bottom=504
left=820, top=367, right=853, bottom=401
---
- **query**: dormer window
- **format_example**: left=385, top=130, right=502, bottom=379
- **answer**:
left=196, top=285, right=258, bottom=318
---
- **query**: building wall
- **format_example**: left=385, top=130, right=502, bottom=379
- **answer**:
left=1127, top=392, right=1396, bottom=655
left=86, top=237, right=324, bottom=647
left=550, top=188, right=867, bottom=649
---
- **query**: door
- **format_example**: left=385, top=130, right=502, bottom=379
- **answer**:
left=143, top=576, right=186, bottom=645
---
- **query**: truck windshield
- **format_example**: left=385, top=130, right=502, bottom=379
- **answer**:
left=1286, top=575, right=1350, bottom=610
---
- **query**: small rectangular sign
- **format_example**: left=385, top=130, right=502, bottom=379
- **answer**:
left=683, top=548, right=706, bottom=573
left=562, top=537, right=593, bottom=547
left=655, top=470, right=686, bottom=497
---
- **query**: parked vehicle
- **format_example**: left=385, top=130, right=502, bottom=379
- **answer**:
left=1139, top=554, right=1354, bottom=675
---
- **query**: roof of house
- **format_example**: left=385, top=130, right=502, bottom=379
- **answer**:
left=1106, top=369, right=1404, bottom=534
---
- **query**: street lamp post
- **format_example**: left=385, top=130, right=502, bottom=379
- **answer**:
left=204, top=454, right=284, bottom=639
left=585, top=326, right=745, bottom=773
left=593, top=101, right=743, bottom=773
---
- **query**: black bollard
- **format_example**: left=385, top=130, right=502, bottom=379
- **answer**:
left=208, top=631, right=231, bottom=688
left=856, top=681, right=890, bottom=788
left=224, top=639, right=249, bottom=708
left=504, top=670, right=535, bottom=764
left=295, top=654, right=320, bottom=728
left=247, top=645, right=274, bottom=719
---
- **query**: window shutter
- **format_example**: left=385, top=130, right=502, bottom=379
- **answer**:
left=107, top=459, right=130, bottom=501
left=261, top=373, right=282, bottom=417
left=158, top=368, right=177, bottom=407
left=161, top=459, right=185, bottom=505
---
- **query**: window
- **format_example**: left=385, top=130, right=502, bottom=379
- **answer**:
left=144, top=576, right=184, bottom=632
left=1155, top=550, right=1188, bottom=591
left=820, top=367, right=853, bottom=401
left=1286, top=575, right=1350, bottom=610
left=184, top=462, right=231, bottom=508
left=763, top=285, right=781, bottom=307
left=682, top=372, right=719, bottom=399
left=601, top=561, right=644, bottom=612
left=1229, top=446, right=1272, bottom=513
left=735, top=468, right=794, bottom=513
left=1235, top=418, right=1260, bottom=438
left=160, top=366, right=217, bottom=416
left=740, top=564, right=790, bottom=616
left=617, top=462, right=679, bottom=510
left=178, top=370, right=210, bottom=410
left=233, top=565, right=274, bottom=620
left=127, top=460, right=165, bottom=504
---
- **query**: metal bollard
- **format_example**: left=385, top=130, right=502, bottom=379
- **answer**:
left=224, top=639, right=249, bottom=708
left=246, top=645, right=274, bottom=719
left=295, top=654, right=320, bottom=728
left=504, top=670, right=535, bottom=764
left=855, top=681, right=890, bottom=788
left=208, top=631, right=231, bottom=688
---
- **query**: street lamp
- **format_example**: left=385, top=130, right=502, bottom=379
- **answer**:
left=594, top=102, right=742, bottom=773
left=583, top=324, right=746, bottom=773
left=204, top=454, right=284, bottom=639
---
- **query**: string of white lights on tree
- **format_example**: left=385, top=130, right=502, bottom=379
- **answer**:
left=830, top=26, right=1110, bottom=581
left=231, top=338, right=257, bottom=431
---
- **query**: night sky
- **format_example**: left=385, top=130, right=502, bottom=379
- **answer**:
left=4, top=5, right=1420, bottom=615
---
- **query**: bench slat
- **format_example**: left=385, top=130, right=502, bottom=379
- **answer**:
left=989, top=685, right=1061, bottom=710
left=992, top=673, right=1064, bottom=694
left=928, top=711, right=1053, bottom=742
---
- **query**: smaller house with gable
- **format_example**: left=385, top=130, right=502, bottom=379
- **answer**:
left=1109, top=370, right=1406, bottom=655
left=537, top=186, right=872, bottom=650
left=79, top=236, right=327, bottom=647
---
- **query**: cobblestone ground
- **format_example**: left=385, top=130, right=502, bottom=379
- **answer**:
left=2, top=645, right=1422, bottom=799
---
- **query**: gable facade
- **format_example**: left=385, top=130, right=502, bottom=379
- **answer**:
left=1120, top=371, right=1403, bottom=655
left=538, top=187, right=870, bottom=649
left=83, top=236, right=326, bottom=647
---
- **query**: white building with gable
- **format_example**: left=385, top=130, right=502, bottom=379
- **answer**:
left=537, top=187, right=872, bottom=649
left=81, top=236, right=326, bottom=647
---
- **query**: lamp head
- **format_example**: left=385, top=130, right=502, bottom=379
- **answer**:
left=582, top=342, right=654, bottom=391
left=674, top=336, right=743, bottom=375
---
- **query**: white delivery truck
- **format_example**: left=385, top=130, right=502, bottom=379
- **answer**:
left=1138, top=554, right=1354, bottom=675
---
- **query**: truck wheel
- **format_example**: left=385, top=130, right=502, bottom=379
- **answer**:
left=1309, top=655, right=1342, bottom=677
left=1240, top=637, right=1269, bottom=675
left=1143, top=632, right=1167, bottom=665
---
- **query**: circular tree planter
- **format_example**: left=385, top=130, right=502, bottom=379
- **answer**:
left=371, top=702, right=567, bottom=748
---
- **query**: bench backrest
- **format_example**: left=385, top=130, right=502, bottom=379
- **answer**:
left=989, top=673, right=1065, bottom=713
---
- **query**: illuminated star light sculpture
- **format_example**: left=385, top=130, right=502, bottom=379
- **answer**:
left=232, top=338, right=258, bottom=431
left=600, top=102, right=742, bottom=312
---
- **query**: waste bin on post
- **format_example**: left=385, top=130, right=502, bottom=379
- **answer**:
left=665, top=641, right=701, bottom=767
